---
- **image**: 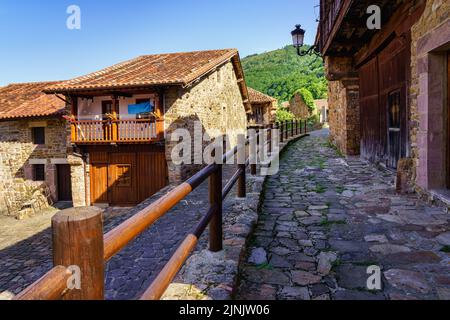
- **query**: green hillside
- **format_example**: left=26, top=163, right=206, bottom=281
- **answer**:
left=242, top=45, right=327, bottom=103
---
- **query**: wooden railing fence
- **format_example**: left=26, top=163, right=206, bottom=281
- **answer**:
left=15, top=122, right=308, bottom=300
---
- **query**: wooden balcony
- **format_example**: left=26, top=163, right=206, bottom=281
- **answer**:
left=318, top=0, right=352, bottom=54
left=70, top=118, right=164, bottom=144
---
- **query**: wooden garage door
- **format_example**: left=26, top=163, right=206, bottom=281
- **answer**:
left=137, top=152, right=168, bottom=203
left=90, top=164, right=108, bottom=204
left=90, top=150, right=167, bottom=206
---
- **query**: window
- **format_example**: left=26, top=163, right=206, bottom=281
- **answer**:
left=32, top=127, right=45, bottom=145
left=102, top=101, right=113, bottom=120
left=33, top=164, right=45, bottom=181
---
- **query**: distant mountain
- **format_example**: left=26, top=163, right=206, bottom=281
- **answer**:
left=241, top=45, right=327, bottom=103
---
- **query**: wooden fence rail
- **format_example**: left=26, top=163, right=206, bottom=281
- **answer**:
left=15, top=123, right=308, bottom=301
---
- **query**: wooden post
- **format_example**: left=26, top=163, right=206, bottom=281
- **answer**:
left=296, top=120, right=299, bottom=135
left=237, top=163, right=246, bottom=198
left=251, top=129, right=258, bottom=175
left=285, top=121, right=288, bottom=140
left=52, top=207, right=104, bottom=300
left=279, top=122, right=284, bottom=142
left=269, top=123, right=273, bottom=154
left=209, top=165, right=223, bottom=252
left=291, top=120, right=294, bottom=137
left=71, top=123, right=77, bottom=143
left=111, top=97, right=119, bottom=142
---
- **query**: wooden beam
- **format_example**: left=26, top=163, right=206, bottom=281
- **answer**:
left=111, top=92, right=133, bottom=98
left=354, top=0, right=425, bottom=67
left=322, top=0, right=355, bottom=56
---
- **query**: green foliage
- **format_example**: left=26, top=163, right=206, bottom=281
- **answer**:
left=242, top=45, right=328, bottom=102
left=297, top=88, right=315, bottom=112
left=441, top=246, right=450, bottom=253
left=275, top=107, right=295, bottom=122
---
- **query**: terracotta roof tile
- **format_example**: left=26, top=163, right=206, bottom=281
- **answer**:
left=0, top=82, right=65, bottom=120
left=248, top=88, right=277, bottom=104
left=44, top=49, right=240, bottom=93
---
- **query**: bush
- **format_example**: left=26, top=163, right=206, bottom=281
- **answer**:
left=276, top=107, right=295, bottom=122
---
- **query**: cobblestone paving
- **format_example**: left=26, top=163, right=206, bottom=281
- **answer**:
left=0, top=165, right=238, bottom=300
left=237, top=130, right=450, bottom=300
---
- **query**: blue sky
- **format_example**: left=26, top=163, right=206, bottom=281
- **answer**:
left=0, top=0, right=319, bottom=86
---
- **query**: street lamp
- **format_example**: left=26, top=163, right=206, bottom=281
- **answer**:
left=291, top=24, right=321, bottom=57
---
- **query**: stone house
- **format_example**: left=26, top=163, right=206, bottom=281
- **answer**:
left=317, top=0, right=450, bottom=199
left=247, top=88, right=277, bottom=126
left=41, top=49, right=250, bottom=207
left=0, top=82, right=70, bottom=214
left=288, top=92, right=310, bottom=120
left=314, top=99, right=328, bottom=123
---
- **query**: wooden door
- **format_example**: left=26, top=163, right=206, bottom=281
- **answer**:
left=109, top=153, right=137, bottom=206
left=359, top=35, right=410, bottom=169
left=90, top=164, right=108, bottom=204
left=57, top=164, right=72, bottom=201
left=378, top=36, right=410, bottom=169
left=137, top=152, right=168, bottom=203
left=359, top=57, right=381, bottom=162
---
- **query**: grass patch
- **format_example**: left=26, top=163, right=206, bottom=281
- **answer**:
left=331, top=259, right=343, bottom=271
left=256, top=262, right=273, bottom=270
left=440, top=246, right=450, bottom=253
left=320, top=219, right=347, bottom=227
left=354, top=261, right=379, bottom=267
left=313, top=183, right=327, bottom=194
left=326, top=140, right=345, bottom=158
left=336, top=186, right=345, bottom=194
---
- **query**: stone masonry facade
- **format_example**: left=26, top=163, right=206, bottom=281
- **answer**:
left=0, top=118, right=70, bottom=214
left=325, top=56, right=360, bottom=156
left=164, top=61, right=248, bottom=183
left=326, top=0, right=450, bottom=200
left=289, top=93, right=310, bottom=120
left=409, top=0, right=450, bottom=196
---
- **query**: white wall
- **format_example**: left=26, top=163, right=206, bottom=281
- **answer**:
left=77, top=94, right=158, bottom=120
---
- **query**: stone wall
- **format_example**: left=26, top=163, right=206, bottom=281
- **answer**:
left=0, top=118, right=70, bottom=214
left=325, top=56, right=360, bottom=156
left=409, top=0, right=450, bottom=193
left=289, top=94, right=309, bottom=120
left=164, top=62, right=248, bottom=183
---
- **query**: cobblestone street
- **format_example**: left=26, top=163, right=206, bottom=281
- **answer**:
left=237, top=129, right=450, bottom=300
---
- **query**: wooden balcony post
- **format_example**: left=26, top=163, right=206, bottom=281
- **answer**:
left=209, top=165, right=223, bottom=252
left=71, top=123, right=77, bottom=143
left=291, top=120, right=294, bottom=137
left=52, top=207, right=104, bottom=300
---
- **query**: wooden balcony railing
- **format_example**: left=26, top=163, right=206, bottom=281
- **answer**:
left=70, top=118, right=164, bottom=144
left=15, top=123, right=309, bottom=300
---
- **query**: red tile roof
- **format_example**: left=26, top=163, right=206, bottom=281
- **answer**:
left=248, top=88, right=277, bottom=104
left=0, top=82, right=66, bottom=120
left=44, top=49, right=241, bottom=93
